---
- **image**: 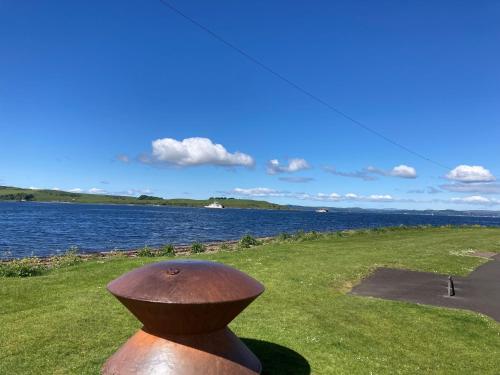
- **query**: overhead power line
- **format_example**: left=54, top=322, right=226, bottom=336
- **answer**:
left=158, top=0, right=450, bottom=170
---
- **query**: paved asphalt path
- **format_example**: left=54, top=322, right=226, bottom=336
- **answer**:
left=350, top=254, right=500, bottom=322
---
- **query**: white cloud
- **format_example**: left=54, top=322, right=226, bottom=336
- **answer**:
left=117, top=154, right=130, bottom=163
left=28, top=186, right=40, bottom=190
left=88, top=188, right=106, bottom=194
left=84, top=187, right=154, bottom=196
left=69, top=188, right=83, bottom=193
left=390, top=165, right=417, bottom=178
left=323, top=166, right=377, bottom=181
left=312, top=193, right=394, bottom=202
left=267, top=158, right=310, bottom=174
left=367, top=165, right=417, bottom=179
left=231, top=187, right=500, bottom=207
left=366, top=194, right=394, bottom=202
left=116, top=188, right=153, bottom=197
left=146, top=137, right=254, bottom=167
left=326, top=164, right=416, bottom=180
left=446, top=165, right=495, bottom=183
left=231, top=187, right=394, bottom=202
left=407, top=186, right=442, bottom=194
left=232, top=187, right=285, bottom=197
left=450, top=195, right=499, bottom=205
left=278, top=176, right=314, bottom=183
left=440, top=182, right=500, bottom=194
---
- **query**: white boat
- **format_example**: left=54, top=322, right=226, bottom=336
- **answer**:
left=315, top=208, right=328, bottom=213
left=204, top=201, right=225, bottom=209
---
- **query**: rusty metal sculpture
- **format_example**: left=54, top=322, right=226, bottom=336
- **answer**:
left=102, top=260, right=265, bottom=374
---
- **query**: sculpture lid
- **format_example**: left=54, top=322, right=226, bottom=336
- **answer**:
left=107, top=260, right=264, bottom=304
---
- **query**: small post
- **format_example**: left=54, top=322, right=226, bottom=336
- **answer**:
left=448, top=276, right=455, bottom=297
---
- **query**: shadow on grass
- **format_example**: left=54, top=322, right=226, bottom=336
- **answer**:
left=242, top=338, right=310, bottom=375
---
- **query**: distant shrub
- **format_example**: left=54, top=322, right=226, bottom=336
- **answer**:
left=137, top=245, right=155, bottom=257
left=52, top=246, right=82, bottom=267
left=277, top=233, right=292, bottom=242
left=356, top=229, right=371, bottom=235
left=0, top=193, right=35, bottom=201
left=191, top=242, right=206, bottom=254
left=342, top=230, right=358, bottom=237
left=219, top=243, right=231, bottom=251
left=240, top=235, right=259, bottom=248
left=301, top=231, right=322, bottom=241
left=159, top=244, right=175, bottom=257
left=0, top=246, right=84, bottom=278
left=290, top=230, right=321, bottom=241
left=138, top=194, right=163, bottom=201
left=0, top=257, right=48, bottom=277
left=292, top=230, right=306, bottom=241
left=108, top=249, right=125, bottom=258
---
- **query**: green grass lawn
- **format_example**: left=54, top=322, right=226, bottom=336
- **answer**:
left=1, top=227, right=500, bottom=374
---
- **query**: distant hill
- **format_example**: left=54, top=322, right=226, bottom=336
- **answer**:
left=288, top=204, right=500, bottom=217
left=0, top=186, right=287, bottom=210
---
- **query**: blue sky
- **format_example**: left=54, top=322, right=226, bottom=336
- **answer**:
left=1, top=1, right=499, bottom=209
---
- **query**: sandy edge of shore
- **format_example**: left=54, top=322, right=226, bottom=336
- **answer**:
left=1, top=236, right=276, bottom=264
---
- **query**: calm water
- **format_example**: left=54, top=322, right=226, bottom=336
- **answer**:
left=1, top=202, right=500, bottom=258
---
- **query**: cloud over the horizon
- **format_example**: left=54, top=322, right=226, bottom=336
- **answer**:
left=267, top=158, right=310, bottom=174
left=445, top=165, right=495, bottom=183
left=440, top=182, right=500, bottom=194
left=231, top=187, right=500, bottom=207
left=450, top=195, right=500, bottom=206
left=278, top=176, right=314, bottom=183
left=141, top=137, right=254, bottom=168
left=407, top=186, right=442, bottom=194
left=232, top=187, right=286, bottom=197
left=116, top=154, right=130, bottom=163
left=88, top=188, right=106, bottom=194
left=390, top=165, right=417, bottom=178
left=367, top=165, right=417, bottom=179
left=323, top=166, right=377, bottom=181
left=315, top=192, right=395, bottom=202
left=324, top=164, right=417, bottom=180
left=87, top=187, right=153, bottom=196
left=231, top=187, right=395, bottom=203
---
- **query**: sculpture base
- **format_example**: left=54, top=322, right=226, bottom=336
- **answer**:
left=102, top=327, right=261, bottom=375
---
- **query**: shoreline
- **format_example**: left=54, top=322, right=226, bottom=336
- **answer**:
left=0, top=236, right=275, bottom=263
left=0, top=199, right=292, bottom=211
left=0, top=224, right=492, bottom=263
left=3, top=200, right=500, bottom=217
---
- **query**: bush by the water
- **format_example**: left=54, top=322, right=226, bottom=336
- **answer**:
left=52, top=246, right=82, bottom=267
left=137, top=244, right=176, bottom=257
left=159, top=244, right=175, bottom=257
left=0, top=257, right=47, bottom=277
left=0, top=247, right=82, bottom=278
left=218, top=243, right=231, bottom=251
left=239, top=234, right=260, bottom=248
left=292, top=230, right=322, bottom=241
left=191, top=242, right=206, bottom=254
left=137, top=245, right=155, bottom=257
left=277, top=232, right=292, bottom=241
